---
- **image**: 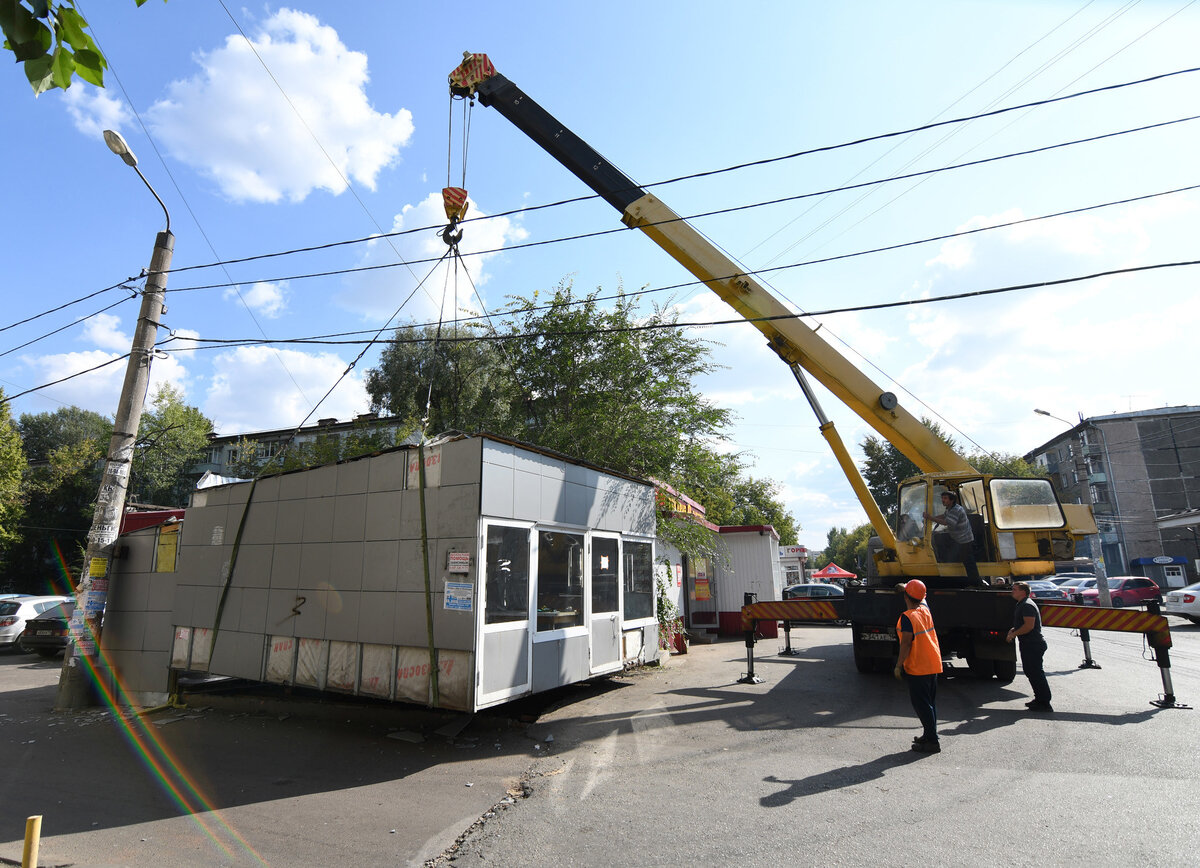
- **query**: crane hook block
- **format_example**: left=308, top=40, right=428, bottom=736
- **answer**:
left=449, top=52, right=495, bottom=97
left=442, top=187, right=470, bottom=222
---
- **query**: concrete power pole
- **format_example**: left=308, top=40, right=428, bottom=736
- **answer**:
left=56, top=132, right=174, bottom=710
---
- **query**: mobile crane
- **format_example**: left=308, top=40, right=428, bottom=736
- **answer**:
left=448, top=53, right=1099, bottom=680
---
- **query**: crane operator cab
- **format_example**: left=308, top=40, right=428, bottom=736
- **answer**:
left=889, top=474, right=1086, bottom=587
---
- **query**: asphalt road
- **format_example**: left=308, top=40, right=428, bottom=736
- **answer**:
left=2, top=615, right=1198, bottom=867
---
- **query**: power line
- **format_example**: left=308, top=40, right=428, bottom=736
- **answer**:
left=163, top=113, right=1200, bottom=296
left=0, top=294, right=139, bottom=359
left=1, top=353, right=131, bottom=404
left=159, top=258, right=1200, bottom=351
left=158, top=64, right=1200, bottom=280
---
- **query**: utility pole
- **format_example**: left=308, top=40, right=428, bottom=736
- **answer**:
left=56, top=131, right=173, bottom=710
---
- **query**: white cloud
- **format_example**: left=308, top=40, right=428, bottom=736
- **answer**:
left=225, top=281, right=288, bottom=318
left=60, top=85, right=132, bottom=139
left=80, top=313, right=131, bottom=352
left=146, top=8, right=413, bottom=203
left=203, top=345, right=370, bottom=433
left=19, top=349, right=192, bottom=418
left=336, top=192, right=528, bottom=322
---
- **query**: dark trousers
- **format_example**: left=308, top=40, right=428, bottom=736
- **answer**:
left=907, top=673, right=939, bottom=742
left=1020, top=637, right=1051, bottom=703
left=952, top=540, right=983, bottom=586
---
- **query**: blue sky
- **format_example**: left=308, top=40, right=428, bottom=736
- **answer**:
left=3, top=1, right=1198, bottom=553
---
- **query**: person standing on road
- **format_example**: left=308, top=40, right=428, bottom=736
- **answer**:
left=894, top=579, right=943, bottom=753
left=925, top=490, right=984, bottom=586
left=1007, top=581, right=1053, bottom=712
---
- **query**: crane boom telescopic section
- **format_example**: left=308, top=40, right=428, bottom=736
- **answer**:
left=450, top=53, right=972, bottom=478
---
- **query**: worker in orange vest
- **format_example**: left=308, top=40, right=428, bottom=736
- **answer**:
left=894, top=579, right=944, bottom=753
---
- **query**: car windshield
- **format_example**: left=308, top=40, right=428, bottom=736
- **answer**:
left=1177, top=582, right=1200, bottom=593
left=0, top=601, right=19, bottom=616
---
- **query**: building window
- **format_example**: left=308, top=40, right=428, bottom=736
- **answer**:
left=623, top=541, right=654, bottom=620
left=591, top=537, right=619, bottom=614
left=155, top=523, right=180, bottom=573
left=536, top=531, right=584, bottom=631
left=484, top=525, right=529, bottom=624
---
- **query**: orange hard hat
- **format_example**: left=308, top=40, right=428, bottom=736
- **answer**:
left=904, top=579, right=927, bottom=600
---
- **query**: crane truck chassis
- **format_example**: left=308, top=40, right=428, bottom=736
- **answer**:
left=448, top=53, right=1103, bottom=681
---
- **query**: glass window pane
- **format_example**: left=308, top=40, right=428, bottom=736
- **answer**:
left=623, top=541, right=654, bottom=620
left=591, top=537, right=620, bottom=614
left=537, top=531, right=584, bottom=631
left=897, top=481, right=927, bottom=540
left=485, top=525, right=530, bottom=624
left=989, top=478, right=1065, bottom=529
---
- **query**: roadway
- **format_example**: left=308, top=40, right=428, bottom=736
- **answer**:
left=2, top=615, right=1197, bottom=866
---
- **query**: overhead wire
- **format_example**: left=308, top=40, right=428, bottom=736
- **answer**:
left=142, top=180, right=1200, bottom=348
left=157, top=258, right=1200, bottom=351
left=77, top=2, right=317, bottom=408
left=0, top=293, right=139, bottom=359
left=156, top=63, right=1200, bottom=280
left=161, top=112, right=1200, bottom=296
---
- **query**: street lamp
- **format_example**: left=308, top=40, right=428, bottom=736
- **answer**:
left=55, top=132, right=176, bottom=710
left=1034, top=408, right=1118, bottom=605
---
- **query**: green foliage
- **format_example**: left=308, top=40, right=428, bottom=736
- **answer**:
left=495, top=282, right=733, bottom=480
left=819, top=523, right=873, bottom=575
left=964, top=451, right=1040, bottom=478
left=7, top=409, right=108, bottom=592
left=655, top=562, right=685, bottom=651
left=860, top=418, right=956, bottom=519
left=129, top=384, right=214, bottom=507
left=225, top=420, right=415, bottom=479
left=0, top=391, right=27, bottom=556
left=0, top=1, right=160, bottom=95
left=366, top=323, right=514, bottom=436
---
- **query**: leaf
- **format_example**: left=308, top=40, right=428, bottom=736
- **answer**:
left=24, top=54, right=53, bottom=95
left=72, top=47, right=103, bottom=84
left=49, top=42, right=74, bottom=90
left=56, top=4, right=88, bottom=49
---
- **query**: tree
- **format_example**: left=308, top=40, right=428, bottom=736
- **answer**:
left=494, top=283, right=733, bottom=480
left=820, top=523, right=873, bottom=575
left=128, top=384, right=214, bottom=507
left=0, top=392, right=28, bottom=578
left=1, top=1, right=160, bottom=95
left=7, top=406, right=111, bottom=593
left=860, top=418, right=956, bottom=519
left=366, top=323, right=514, bottom=436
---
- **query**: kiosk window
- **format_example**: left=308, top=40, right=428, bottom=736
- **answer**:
left=623, top=541, right=653, bottom=620
left=537, top=531, right=584, bottom=631
left=592, top=537, right=620, bottom=614
left=485, top=525, right=530, bottom=624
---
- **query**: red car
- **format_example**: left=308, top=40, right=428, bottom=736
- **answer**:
left=1078, top=576, right=1163, bottom=608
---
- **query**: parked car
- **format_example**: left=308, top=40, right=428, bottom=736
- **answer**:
left=1026, top=580, right=1070, bottom=603
left=19, top=600, right=75, bottom=657
left=1164, top=581, right=1200, bottom=624
left=1078, top=576, right=1163, bottom=608
left=0, top=595, right=73, bottom=653
left=781, top=583, right=847, bottom=625
left=1058, top=577, right=1097, bottom=597
left=782, top=583, right=845, bottom=600
left=1049, top=572, right=1095, bottom=585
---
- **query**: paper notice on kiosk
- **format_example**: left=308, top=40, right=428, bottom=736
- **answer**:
left=444, top=581, right=473, bottom=611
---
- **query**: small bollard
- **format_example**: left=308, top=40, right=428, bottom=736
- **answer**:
left=23, top=815, right=41, bottom=868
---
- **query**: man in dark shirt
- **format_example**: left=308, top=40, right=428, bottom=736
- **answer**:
left=1006, top=581, right=1052, bottom=711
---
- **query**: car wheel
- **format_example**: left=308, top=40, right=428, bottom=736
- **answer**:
left=1110, top=596, right=1124, bottom=608
left=15, top=631, right=33, bottom=654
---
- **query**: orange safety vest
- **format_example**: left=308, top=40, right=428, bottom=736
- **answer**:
left=897, top=604, right=943, bottom=676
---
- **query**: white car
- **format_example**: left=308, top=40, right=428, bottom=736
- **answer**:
left=0, top=595, right=73, bottom=653
left=1164, top=582, right=1200, bottom=624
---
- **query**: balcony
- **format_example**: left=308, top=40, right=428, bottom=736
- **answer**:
left=1088, top=472, right=1107, bottom=484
